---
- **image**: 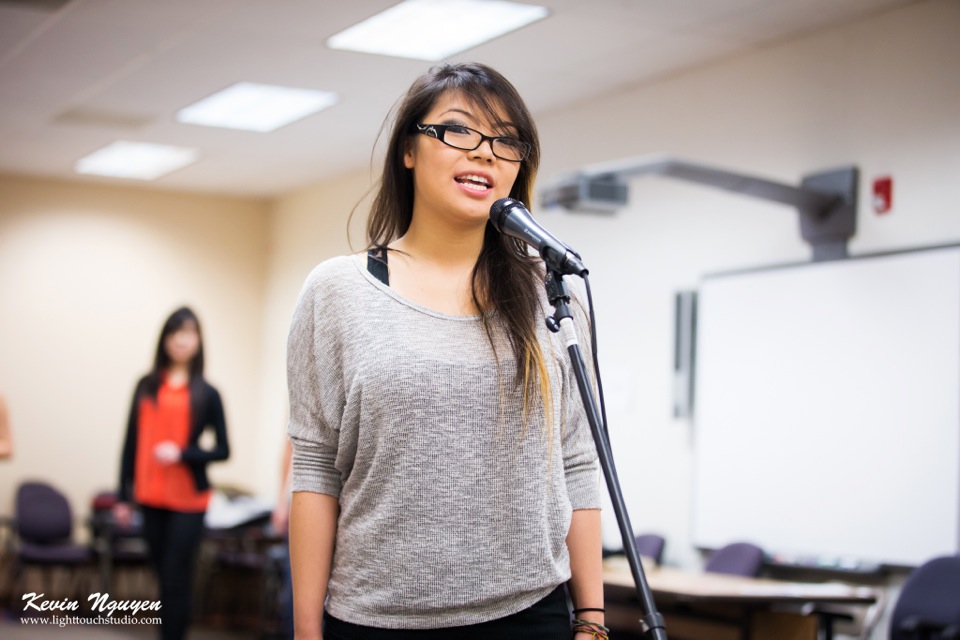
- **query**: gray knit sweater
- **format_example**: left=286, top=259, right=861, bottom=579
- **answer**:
left=287, top=254, right=600, bottom=629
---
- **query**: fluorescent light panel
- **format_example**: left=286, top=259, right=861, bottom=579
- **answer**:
left=74, top=141, right=198, bottom=180
left=176, top=82, right=338, bottom=132
left=328, top=0, right=548, bottom=61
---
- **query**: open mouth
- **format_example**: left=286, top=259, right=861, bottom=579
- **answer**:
left=455, top=174, right=492, bottom=192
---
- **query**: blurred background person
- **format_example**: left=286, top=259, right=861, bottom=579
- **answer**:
left=113, top=306, right=230, bottom=640
left=0, top=392, right=11, bottom=459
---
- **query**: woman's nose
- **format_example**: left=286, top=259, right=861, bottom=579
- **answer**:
left=470, top=139, right=496, bottom=162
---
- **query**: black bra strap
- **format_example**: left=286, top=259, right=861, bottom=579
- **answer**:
left=367, top=247, right=389, bottom=286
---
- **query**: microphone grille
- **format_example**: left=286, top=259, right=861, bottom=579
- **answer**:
left=489, top=197, right=518, bottom=231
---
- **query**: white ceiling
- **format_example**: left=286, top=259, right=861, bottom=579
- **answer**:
left=0, top=0, right=917, bottom=198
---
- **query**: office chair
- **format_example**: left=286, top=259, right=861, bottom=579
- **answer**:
left=889, top=554, right=960, bottom=640
left=634, top=533, right=666, bottom=566
left=11, top=481, right=94, bottom=598
left=704, top=541, right=765, bottom=577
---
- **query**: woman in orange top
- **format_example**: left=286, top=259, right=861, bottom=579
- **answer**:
left=114, top=306, right=230, bottom=640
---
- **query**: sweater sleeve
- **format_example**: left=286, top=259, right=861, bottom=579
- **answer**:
left=286, top=262, right=348, bottom=498
left=558, top=289, right=602, bottom=511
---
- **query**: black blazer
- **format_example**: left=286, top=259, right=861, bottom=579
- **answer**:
left=118, top=375, right=230, bottom=505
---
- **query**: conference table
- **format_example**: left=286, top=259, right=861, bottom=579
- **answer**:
left=603, top=556, right=878, bottom=640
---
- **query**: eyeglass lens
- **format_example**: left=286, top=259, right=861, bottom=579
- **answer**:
left=435, top=126, right=527, bottom=162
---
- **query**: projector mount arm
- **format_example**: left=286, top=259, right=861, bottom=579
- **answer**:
left=542, top=155, right=858, bottom=261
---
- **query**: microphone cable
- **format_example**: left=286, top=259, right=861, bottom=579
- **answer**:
left=582, top=273, right=610, bottom=440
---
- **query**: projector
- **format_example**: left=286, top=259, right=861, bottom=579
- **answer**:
left=539, top=173, right=629, bottom=213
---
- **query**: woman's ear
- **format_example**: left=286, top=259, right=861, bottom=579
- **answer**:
left=403, top=137, right=415, bottom=169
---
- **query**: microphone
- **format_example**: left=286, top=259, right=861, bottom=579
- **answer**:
left=489, top=198, right=588, bottom=276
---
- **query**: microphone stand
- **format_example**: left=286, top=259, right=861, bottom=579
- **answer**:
left=544, top=267, right=668, bottom=640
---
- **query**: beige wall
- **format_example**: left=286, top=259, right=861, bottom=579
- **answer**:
left=0, top=176, right=270, bottom=521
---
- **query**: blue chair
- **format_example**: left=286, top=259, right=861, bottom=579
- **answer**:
left=890, top=555, right=960, bottom=640
left=634, top=533, right=666, bottom=565
left=704, top=541, right=765, bottom=577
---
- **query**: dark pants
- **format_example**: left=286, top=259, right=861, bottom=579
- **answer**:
left=140, top=506, right=206, bottom=640
left=323, top=584, right=570, bottom=640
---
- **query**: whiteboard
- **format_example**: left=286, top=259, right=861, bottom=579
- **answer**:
left=692, top=245, right=960, bottom=568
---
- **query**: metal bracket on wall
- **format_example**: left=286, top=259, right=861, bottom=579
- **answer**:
left=541, top=156, right=859, bottom=261
left=798, top=166, right=858, bottom=261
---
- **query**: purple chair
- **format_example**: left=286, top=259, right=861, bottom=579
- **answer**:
left=890, top=555, right=960, bottom=640
left=704, top=541, right=765, bottom=577
left=12, top=481, right=94, bottom=597
left=634, top=534, right=666, bottom=565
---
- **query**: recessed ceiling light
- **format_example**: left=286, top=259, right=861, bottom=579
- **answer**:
left=327, top=0, right=549, bottom=61
left=176, top=82, right=339, bottom=133
left=74, top=141, right=199, bottom=180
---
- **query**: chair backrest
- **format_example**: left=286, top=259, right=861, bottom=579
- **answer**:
left=634, top=534, right=666, bottom=565
left=889, top=555, right=960, bottom=640
left=704, top=541, right=765, bottom=577
left=15, top=481, right=73, bottom=544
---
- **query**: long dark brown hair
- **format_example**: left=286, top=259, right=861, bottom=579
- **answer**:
left=365, top=62, right=552, bottom=423
left=141, top=306, right=206, bottom=404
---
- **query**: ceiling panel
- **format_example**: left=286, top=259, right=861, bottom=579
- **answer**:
left=0, top=0, right=920, bottom=196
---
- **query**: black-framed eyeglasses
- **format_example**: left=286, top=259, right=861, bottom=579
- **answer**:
left=415, top=124, right=530, bottom=163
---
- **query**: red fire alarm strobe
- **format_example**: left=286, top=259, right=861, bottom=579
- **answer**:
left=873, top=176, right=893, bottom=214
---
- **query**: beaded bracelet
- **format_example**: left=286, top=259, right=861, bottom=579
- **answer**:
left=573, top=619, right=610, bottom=639
left=573, top=619, right=610, bottom=631
left=573, top=625, right=609, bottom=639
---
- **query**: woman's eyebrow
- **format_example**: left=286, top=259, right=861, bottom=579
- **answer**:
left=438, top=109, right=519, bottom=135
left=438, top=108, right=473, bottom=120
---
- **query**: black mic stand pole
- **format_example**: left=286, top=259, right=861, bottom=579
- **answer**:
left=543, top=267, right=667, bottom=640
